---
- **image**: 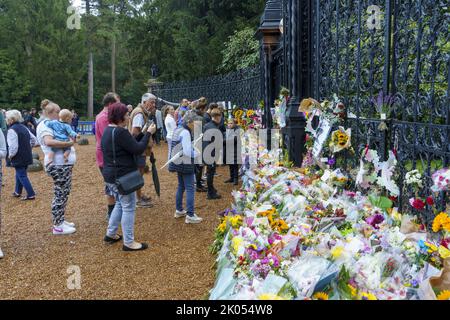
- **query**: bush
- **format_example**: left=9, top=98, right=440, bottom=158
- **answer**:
left=78, top=138, right=89, bottom=146
left=27, top=159, right=43, bottom=172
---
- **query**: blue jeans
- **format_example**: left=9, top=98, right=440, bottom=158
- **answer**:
left=167, top=138, right=172, bottom=160
left=106, top=183, right=137, bottom=246
left=14, top=167, right=35, bottom=197
left=176, top=172, right=195, bottom=217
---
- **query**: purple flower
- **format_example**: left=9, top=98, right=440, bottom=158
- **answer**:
left=328, top=158, right=336, bottom=166
left=372, top=91, right=394, bottom=109
left=366, top=214, right=385, bottom=229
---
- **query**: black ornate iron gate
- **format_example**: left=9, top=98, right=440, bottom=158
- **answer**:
left=273, top=0, right=449, bottom=217
left=153, top=67, right=262, bottom=108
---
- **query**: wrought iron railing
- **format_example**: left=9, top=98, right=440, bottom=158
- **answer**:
left=305, top=0, right=449, bottom=220
left=153, top=67, right=262, bottom=108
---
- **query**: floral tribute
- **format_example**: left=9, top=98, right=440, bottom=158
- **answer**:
left=209, top=97, right=450, bottom=301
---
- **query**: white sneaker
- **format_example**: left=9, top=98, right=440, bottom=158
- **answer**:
left=0, top=247, right=4, bottom=259
left=64, top=221, right=75, bottom=228
left=52, top=224, right=76, bottom=235
left=185, top=214, right=203, bottom=224
left=175, top=210, right=187, bottom=219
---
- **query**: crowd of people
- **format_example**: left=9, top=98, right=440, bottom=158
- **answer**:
left=0, top=92, right=243, bottom=257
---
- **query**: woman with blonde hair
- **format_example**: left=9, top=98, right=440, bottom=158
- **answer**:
left=36, top=99, right=77, bottom=235
left=6, top=110, right=38, bottom=201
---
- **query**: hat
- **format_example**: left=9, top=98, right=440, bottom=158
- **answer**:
left=142, top=93, right=157, bottom=104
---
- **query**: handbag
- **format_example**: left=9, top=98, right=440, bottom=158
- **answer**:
left=112, top=128, right=144, bottom=195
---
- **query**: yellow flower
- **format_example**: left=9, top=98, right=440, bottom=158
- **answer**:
left=359, top=292, right=377, bottom=300
left=348, top=285, right=357, bottom=297
left=217, top=221, right=227, bottom=233
left=432, top=212, right=450, bottom=233
left=425, top=242, right=438, bottom=252
left=271, top=219, right=289, bottom=233
left=331, top=246, right=344, bottom=259
left=439, top=245, right=450, bottom=259
left=231, top=237, right=243, bottom=255
left=437, top=290, right=450, bottom=300
left=313, top=292, right=329, bottom=300
left=229, top=215, right=243, bottom=229
left=258, top=293, right=285, bottom=300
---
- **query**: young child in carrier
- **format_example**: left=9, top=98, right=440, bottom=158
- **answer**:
left=45, top=109, right=80, bottom=164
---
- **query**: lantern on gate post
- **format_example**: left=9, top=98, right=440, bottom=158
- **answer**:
left=257, top=0, right=282, bottom=150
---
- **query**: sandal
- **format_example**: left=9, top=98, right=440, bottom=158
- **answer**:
left=104, top=235, right=123, bottom=244
left=21, top=196, right=36, bottom=201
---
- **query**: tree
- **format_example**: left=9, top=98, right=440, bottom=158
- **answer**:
left=218, top=27, right=260, bottom=73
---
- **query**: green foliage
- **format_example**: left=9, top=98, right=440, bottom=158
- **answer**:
left=218, top=27, right=260, bottom=73
left=0, top=0, right=265, bottom=115
left=368, top=195, right=393, bottom=212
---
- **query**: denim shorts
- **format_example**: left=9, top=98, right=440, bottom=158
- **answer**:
left=99, top=167, right=115, bottom=196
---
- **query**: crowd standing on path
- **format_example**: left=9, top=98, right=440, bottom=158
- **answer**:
left=0, top=92, right=244, bottom=258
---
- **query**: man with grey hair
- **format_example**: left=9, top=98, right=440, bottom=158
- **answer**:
left=128, top=93, right=157, bottom=208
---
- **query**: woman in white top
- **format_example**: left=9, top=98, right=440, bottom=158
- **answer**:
left=37, top=99, right=77, bottom=235
left=0, top=130, right=7, bottom=258
left=164, top=106, right=177, bottom=159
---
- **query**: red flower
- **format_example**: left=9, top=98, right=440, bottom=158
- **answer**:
left=389, top=196, right=398, bottom=202
left=426, top=196, right=434, bottom=206
left=409, top=198, right=425, bottom=210
left=441, top=238, right=450, bottom=249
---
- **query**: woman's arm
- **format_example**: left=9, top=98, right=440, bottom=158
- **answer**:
left=7, top=129, right=18, bottom=158
left=43, top=135, right=74, bottom=148
left=118, top=129, right=151, bottom=155
left=180, top=130, right=197, bottom=158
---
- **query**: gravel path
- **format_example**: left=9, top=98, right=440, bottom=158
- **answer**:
left=0, top=136, right=235, bottom=300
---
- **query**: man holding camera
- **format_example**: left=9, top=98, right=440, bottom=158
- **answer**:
left=128, top=93, right=157, bottom=208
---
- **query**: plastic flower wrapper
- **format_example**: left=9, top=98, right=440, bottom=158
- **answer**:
left=279, top=194, right=307, bottom=217
left=287, top=254, right=331, bottom=298
left=209, top=268, right=238, bottom=300
left=353, top=252, right=388, bottom=291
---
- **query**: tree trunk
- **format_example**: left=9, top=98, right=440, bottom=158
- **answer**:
left=111, top=34, right=116, bottom=92
left=88, top=52, right=94, bottom=119
left=86, top=0, right=94, bottom=119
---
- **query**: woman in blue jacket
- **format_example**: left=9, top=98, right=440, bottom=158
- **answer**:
left=6, top=110, right=37, bottom=201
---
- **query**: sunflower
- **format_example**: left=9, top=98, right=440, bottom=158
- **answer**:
left=313, top=292, right=329, bottom=300
left=437, top=290, right=450, bottom=300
